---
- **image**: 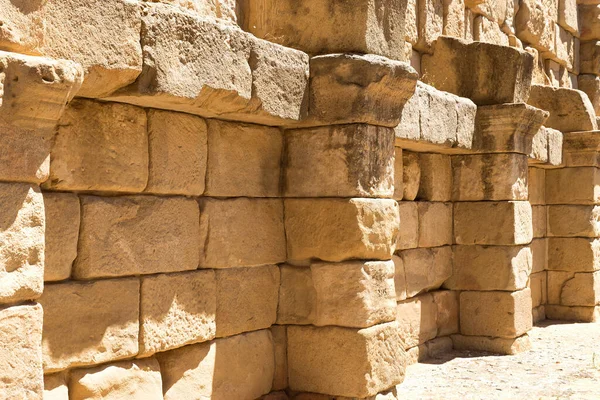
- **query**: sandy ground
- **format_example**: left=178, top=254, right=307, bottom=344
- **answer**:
left=396, top=321, right=600, bottom=399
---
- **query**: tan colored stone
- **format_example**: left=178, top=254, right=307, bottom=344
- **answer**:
left=400, top=247, right=452, bottom=297
left=547, top=127, right=563, bottom=166
left=287, top=322, right=406, bottom=398
left=44, top=372, right=68, bottom=400
left=393, top=147, right=404, bottom=200
left=285, top=199, right=398, bottom=263
left=46, top=100, right=148, bottom=193
left=40, top=279, right=139, bottom=372
left=216, top=265, right=279, bottom=337
left=555, top=24, right=576, bottom=70
left=547, top=270, right=574, bottom=304
left=0, top=184, right=44, bottom=304
left=530, top=127, right=549, bottom=163
left=393, top=255, right=408, bottom=301
left=473, top=15, right=509, bottom=45
left=454, top=201, right=533, bottom=245
left=529, top=271, right=548, bottom=307
left=396, top=201, right=419, bottom=250
left=579, top=75, right=600, bottom=116
left=548, top=238, right=600, bottom=271
left=532, top=205, right=547, bottom=238
left=466, top=0, right=509, bottom=23
left=580, top=4, right=600, bottom=41
left=69, top=358, right=163, bottom=400
left=546, top=167, right=600, bottom=204
left=533, top=305, right=546, bottom=323
left=277, top=265, right=315, bottom=325
left=43, top=193, right=79, bottom=282
left=145, top=0, right=238, bottom=23
left=452, top=154, right=528, bottom=201
left=0, top=303, right=42, bottom=399
left=562, top=131, right=600, bottom=167
left=425, top=336, right=454, bottom=358
left=396, top=293, right=438, bottom=348
left=417, top=0, right=444, bottom=52
left=547, top=205, right=600, bottom=237
left=75, top=196, right=199, bottom=279
left=403, top=152, right=421, bottom=201
left=158, top=330, right=275, bottom=400
left=451, top=334, right=532, bottom=354
left=515, top=0, right=555, bottom=52
left=418, top=202, right=453, bottom=247
left=271, top=325, right=288, bottom=391
left=447, top=245, right=532, bottom=291
left=545, top=304, right=600, bottom=321
left=527, top=47, right=551, bottom=86
left=0, top=1, right=44, bottom=55
left=444, top=0, right=466, bottom=37
left=406, top=0, right=419, bottom=44
left=145, top=110, right=207, bottom=196
left=528, top=85, right=597, bottom=132
left=284, top=125, right=394, bottom=198
left=417, top=154, right=452, bottom=201
left=580, top=42, right=600, bottom=75
left=433, top=290, right=459, bottom=336
left=548, top=270, right=600, bottom=306
left=528, top=167, right=546, bottom=205
left=200, top=198, right=285, bottom=268
left=395, top=90, right=420, bottom=143
left=531, top=238, right=548, bottom=273
left=460, top=289, right=533, bottom=338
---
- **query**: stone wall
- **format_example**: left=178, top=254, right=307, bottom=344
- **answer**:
left=0, top=0, right=599, bottom=399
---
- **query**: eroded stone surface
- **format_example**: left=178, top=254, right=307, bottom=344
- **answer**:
left=43, top=192, right=79, bottom=282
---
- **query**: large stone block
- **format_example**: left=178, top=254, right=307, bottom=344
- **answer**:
left=40, top=279, right=139, bottom=372
left=400, top=247, right=452, bottom=297
left=578, top=75, right=600, bottom=116
left=447, top=245, right=532, bottom=291
left=417, top=154, right=452, bottom=201
left=454, top=201, right=533, bottom=245
left=0, top=303, right=43, bottom=399
left=515, top=0, right=555, bottom=52
left=43, top=192, right=79, bottom=282
left=158, top=330, right=275, bottom=400
left=529, top=271, right=547, bottom=308
left=75, top=196, right=199, bottom=279
left=547, top=238, right=600, bottom=271
left=562, top=131, right=600, bottom=167
left=285, top=199, right=399, bottom=263
left=284, top=124, right=394, bottom=198
left=69, top=358, right=163, bottom=400
left=148, top=0, right=238, bottom=23
left=277, top=266, right=315, bottom=325
left=531, top=238, right=548, bottom=273
left=396, top=293, right=438, bottom=348
left=140, top=271, right=216, bottom=357
left=580, top=4, right=600, bottom=41
left=45, top=100, right=148, bottom=193
left=215, top=265, right=279, bottom=337
left=287, top=322, right=406, bottom=398
left=546, top=167, right=600, bottom=204
left=199, top=198, right=286, bottom=268
left=393, top=255, right=408, bottom=301
left=393, top=147, right=404, bottom=200
left=421, top=36, right=534, bottom=105
left=0, top=1, right=44, bottom=55
left=416, top=0, right=444, bottom=52
left=547, top=205, right=600, bottom=237
left=580, top=41, right=600, bottom=75
left=433, top=290, right=459, bottom=336
left=460, top=289, right=533, bottom=338
left=527, top=85, right=597, bottom=132
left=558, top=0, right=578, bottom=34
left=417, top=202, right=453, bottom=247
left=403, top=152, right=421, bottom=201
left=451, top=334, right=531, bottom=355
left=528, top=167, right=546, bottom=205
left=473, top=15, right=509, bottom=45
left=396, top=201, right=419, bottom=250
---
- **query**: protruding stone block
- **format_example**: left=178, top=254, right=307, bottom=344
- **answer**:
left=451, top=334, right=531, bottom=355
left=284, top=125, right=394, bottom=198
left=403, top=152, right=421, bottom=201
left=433, top=290, right=459, bottom=336
left=43, top=192, right=79, bottom=282
left=287, top=322, right=406, bottom=398
left=400, top=247, right=452, bottom=297
left=396, top=293, right=438, bottom=348
left=200, top=198, right=286, bottom=268
left=416, top=0, right=444, bottom=52
left=547, top=205, right=600, bottom=237
left=0, top=2, right=44, bottom=55
left=546, top=167, right=600, bottom=204
left=548, top=238, right=600, bottom=272
left=285, top=199, right=399, bottom=263
left=396, top=201, right=419, bottom=250
left=417, top=202, right=453, bottom=247
left=40, top=279, right=139, bottom=372
left=417, top=154, right=452, bottom=201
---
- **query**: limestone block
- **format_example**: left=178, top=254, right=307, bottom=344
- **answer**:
left=271, top=325, right=288, bottom=391
left=43, top=193, right=79, bottom=282
left=452, top=154, right=528, bottom=201
left=433, top=290, right=459, bottom=336
left=451, top=334, right=531, bottom=354
left=416, top=0, right=445, bottom=52
left=562, top=130, right=600, bottom=167
left=531, top=238, right=548, bottom=273
left=396, top=293, right=438, bottom=348
left=200, top=198, right=286, bottom=268
left=403, top=152, right=421, bottom=201
left=548, top=271, right=574, bottom=304
left=473, top=15, right=509, bottom=45
left=396, top=201, right=419, bottom=250
left=284, top=125, right=394, bottom=198
left=580, top=4, right=600, bottom=41
left=393, top=255, right=408, bottom=301
left=393, top=147, right=404, bottom=200
left=545, top=167, right=600, bottom=204
left=421, top=36, right=534, bottom=105
left=44, top=372, right=68, bottom=400
left=547, top=205, right=600, bottom=237
left=207, top=120, right=282, bottom=197
left=395, top=90, right=420, bottom=143
left=530, top=127, right=549, bottom=163
left=532, top=205, right=547, bottom=238
left=417, top=154, right=452, bottom=201
left=454, top=201, right=533, bottom=245
left=550, top=271, right=600, bottom=306
left=287, top=322, right=406, bottom=398
left=528, top=167, right=546, bottom=205
left=515, top=0, right=555, bottom=52
left=285, top=199, right=398, bottom=263
left=0, top=1, right=44, bottom=55
left=466, top=0, right=509, bottom=24
left=216, top=265, right=279, bottom=337
left=45, top=100, right=148, bottom=193
left=146, top=0, right=238, bottom=23
left=460, top=289, right=533, bottom=338
left=158, top=330, right=275, bottom=400
left=447, top=245, right=532, bottom=291
left=555, top=25, right=576, bottom=70
left=443, top=0, right=466, bottom=38
left=580, top=42, right=600, bottom=75
left=0, top=184, right=44, bottom=304
left=406, top=0, right=419, bottom=44
left=69, top=358, right=163, bottom=400
left=0, top=124, right=50, bottom=185
left=579, top=75, right=600, bottom=117
left=398, top=247, right=452, bottom=297
left=75, top=196, right=199, bottom=279
left=277, top=266, right=315, bottom=325
left=145, top=110, right=207, bottom=196
left=548, top=237, right=600, bottom=271
left=40, top=279, right=139, bottom=372
left=418, top=202, right=453, bottom=247
left=547, top=127, right=563, bottom=166
left=0, top=303, right=43, bottom=399
left=529, top=271, right=548, bottom=307
left=527, top=85, right=597, bottom=132
left=545, top=304, right=600, bottom=321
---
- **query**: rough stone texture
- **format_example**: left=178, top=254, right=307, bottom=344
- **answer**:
left=547, top=238, right=600, bottom=271
left=145, top=110, right=207, bottom=196
left=284, top=125, right=394, bottom=198
left=547, top=205, right=600, bottom=237
left=433, top=290, right=459, bottom=336
left=40, top=279, right=139, bottom=372
left=451, top=334, right=532, bottom=355
left=447, top=245, right=532, bottom=291
left=45, top=100, right=148, bottom=193
left=44, top=372, right=68, bottom=400
left=396, top=293, right=438, bottom=349
left=285, top=199, right=399, bottom=263
left=0, top=303, right=43, bottom=399
left=397, top=201, right=419, bottom=250
left=287, top=322, right=406, bottom=398
left=515, top=0, right=555, bottom=52
left=562, top=131, right=600, bottom=167
left=0, top=1, right=44, bottom=55
left=146, top=0, right=239, bottom=23
left=69, top=358, right=163, bottom=400
left=548, top=270, right=600, bottom=306
left=530, top=271, right=547, bottom=308
left=546, top=167, right=600, bottom=204
left=199, top=198, right=286, bottom=268
left=75, top=196, right=199, bottom=279
left=417, top=202, right=453, bottom=247
left=580, top=41, right=600, bottom=75
left=546, top=127, right=564, bottom=166
left=277, top=266, right=316, bottom=325
left=460, top=289, right=533, bottom=338
left=271, top=325, right=288, bottom=391
left=393, top=255, right=408, bottom=301
left=403, top=152, right=421, bottom=201
left=417, top=154, right=452, bottom=201
left=158, top=330, right=275, bottom=400
left=558, top=0, right=578, bottom=34
left=580, top=4, right=600, bottom=41
left=0, top=184, right=44, bottom=304
left=454, top=201, right=533, bottom=245
left=43, top=192, right=79, bottom=282
left=140, top=270, right=216, bottom=357
left=415, top=0, right=444, bottom=52
left=473, top=15, right=509, bottom=45
left=400, top=247, right=453, bottom=298
left=578, top=75, right=600, bottom=116
left=215, top=265, right=279, bottom=337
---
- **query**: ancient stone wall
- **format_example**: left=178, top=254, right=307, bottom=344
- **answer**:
left=0, top=0, right=600, bottom=399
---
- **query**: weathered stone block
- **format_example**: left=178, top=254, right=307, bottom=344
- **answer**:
left=45, top=100, right=148, bottom=193
left=148, top=0, right=238, bottom=23
left=285, top=199, right=398, bottom=263
left=0, top=2, right=44, bottom=55
left=548, top=238, right=600, bottom=272
left=417, top=154, right=452, bottom=201
left=547, top=127, right=563, bottom=166
left=44, top=372, right=68, bottom=400
left=531, top=238, right=548, bottom=273
left=433, top=290, right=459, bottom=336
left=277, top=265, right=315, bottom=325
left=580, top=4, right=600, bottom=41
left=69, top=358, right=163, bottom=400
left=515, top=0, right=555, bottom=52
left=580, top=42, right=600, bottom=75
left=271, top=325, right=288, bottom=391
left=396, top=201, right=419, bottom=250
left=403, top=152, right=421, bottom=201
left=447, top=245, right=532, bottom=291
left=527, top=85, right=597, bottom=132
left=451, top=334, right=531, bottom=354
left=532, top=205, right=547, bottom=238
left=546, top=167, right=600, bottom=204
left=40, top=279, right=139, bottom=372
left=530, top=127, right=549, bottom=163
left=393, top=147, right=404, bottom=200
left=443, top=0, right=466, bottom=38
left=529, top=271, right=547, bottom=307
left=400, top=247, right=452, bottom=297
left=216, top=265, right=279, bottom=337
left=528, top=167, right=546, bottom=205
left=547, top=205, right=600, bottom=237
left=284, top=125, right=394, bottom=198
left=418, top=202, right=453, bottom=247
left=43, top=192, right=79, bottom=282
left=200, top=198, right=286, bottom=268
left=287, top=322, right=406, bottom=398
left=396, top=293, right=438, bottom=348
left=75, top=196, right=199, bottom=279
left=393, top=255, right=408, bottom=301
left=578, top=75, right=600, bottom=116
left=545, top=304, right=600, bottom=321
left=460, top=289, right=533, bottom=338
left=473, top=15, right=509, bottom=45
left=548, top=270, right=600, bottom=306
left=558, top=0, right=578, bottom=34
left=454, top=201, right=533, bottom=245
left=417, top=0, right=444, bottom=52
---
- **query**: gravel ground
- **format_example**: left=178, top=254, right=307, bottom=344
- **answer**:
left=396, top=321, right=600, bottom=399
